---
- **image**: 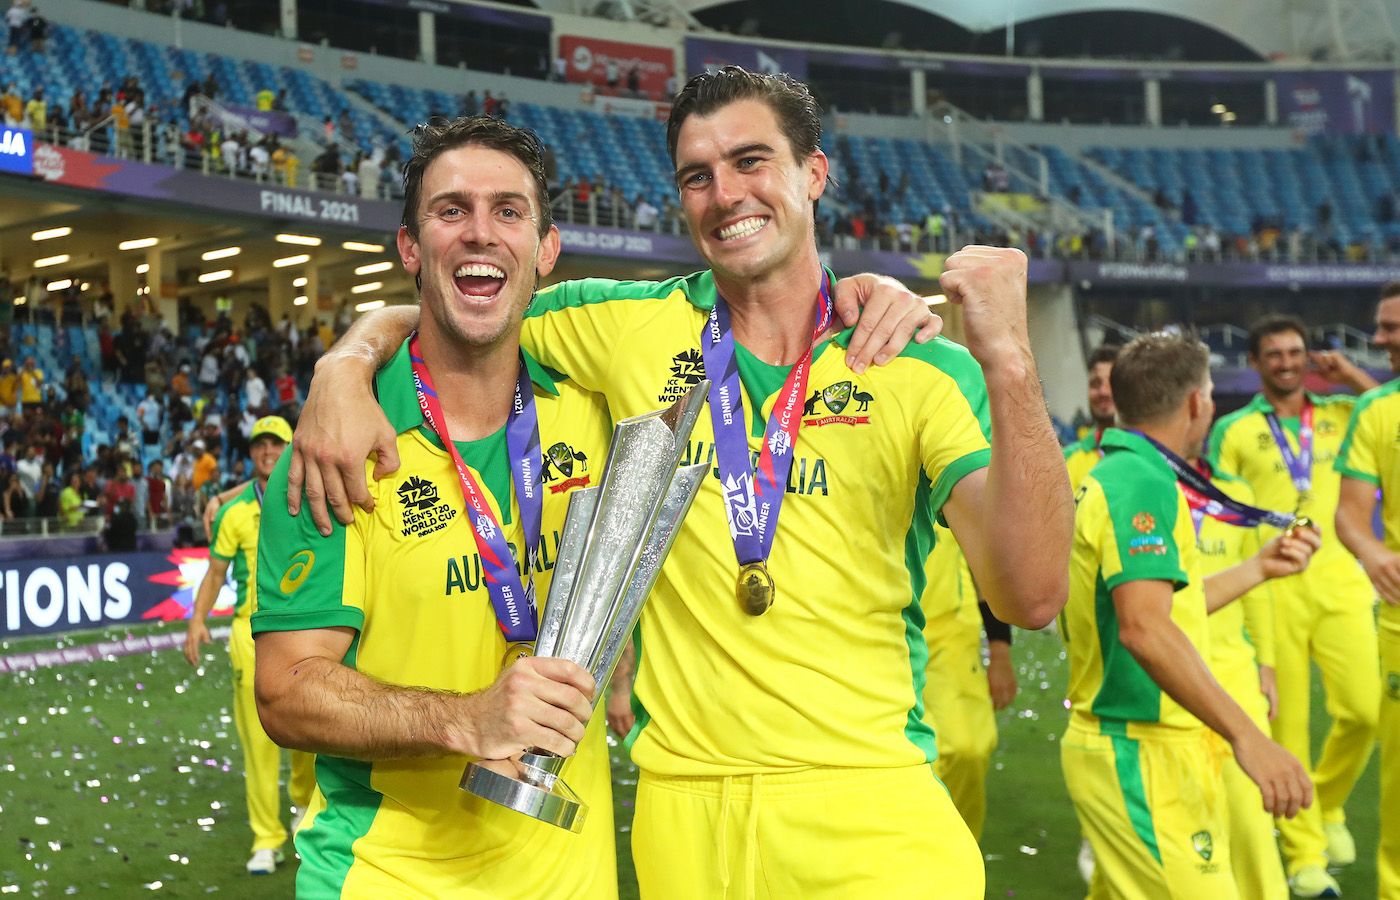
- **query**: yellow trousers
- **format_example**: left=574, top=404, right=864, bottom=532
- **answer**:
left=230, top=617, right=315, bottom=852
left=1381, top=617, right=1400, bottom=900
left=631, top=765, right=983, bottom=899
left=1213, top=656, right=1289, bottom=899
left=1063, top=721, right=1237, bottom=900
left=1269, top=578, right=1379, bottom=873
left=922, top=605, right=997, bottom=840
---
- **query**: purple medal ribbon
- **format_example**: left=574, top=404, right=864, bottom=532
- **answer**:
left=1128, top=430, right=1297, bottom=531
left=409, top=334, right=543, bottom=642
left=1264, top=400, right=1314, bottom=495
left=701, top=277, right=833, bottom=568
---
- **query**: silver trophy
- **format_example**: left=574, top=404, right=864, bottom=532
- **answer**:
left=460, top=381, right=710, bottom=833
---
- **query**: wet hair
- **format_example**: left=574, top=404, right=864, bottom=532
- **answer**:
left=666, top=66, right=822, bottom=167
left=400, top=116, right=552, bottom=239
left=1111, top=332, right=1211, bottom=426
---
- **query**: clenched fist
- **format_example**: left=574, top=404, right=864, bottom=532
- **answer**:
left=457, top=657, right=596, bottom=761
left=937, top=246, right=1032, bottom=370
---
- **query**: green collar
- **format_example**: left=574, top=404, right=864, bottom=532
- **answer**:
left=374, top=338, right=559, bottom=436
left=1245, top=390, right=1322, bottom=416
left=1099, top=428, right=1174, bottom=478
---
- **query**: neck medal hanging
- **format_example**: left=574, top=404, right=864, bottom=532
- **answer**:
left=409, top=333, right=544, bottom=665
left=700, top=275, right=833, bottom=616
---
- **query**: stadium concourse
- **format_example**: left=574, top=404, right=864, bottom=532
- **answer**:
left=0, top=0, right=1398, bottom=896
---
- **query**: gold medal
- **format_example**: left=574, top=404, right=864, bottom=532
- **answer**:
left=736, top=562, right=775, bottom=616
left=1287, top=515, right=1315, bottom=536
left=502, top=642, right=533, bottom=669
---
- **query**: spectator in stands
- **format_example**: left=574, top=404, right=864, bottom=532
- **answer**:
left=32, top=461, right=58, bottom=519
left=0, top=359, right=17, bottom=416
left=605, top=59, right=620, bottom=91
left=104, top=499, right=137, bottom=552
left=15, top=443, right=40, bottom=496
left=102, top=463, right=135, bottom=516
left=145, top=459, right=168, bottom=526
left=312, top=145, right=341, bottom=192
left=249, top=138, right=270, bottom=181
left=0, top=82, right=19, bottom=125
left=273, top=367, right=298, bottom=417
left=243, top=366, right=267, bottom=414
left=255, top=86, right=274, bottom=112
left=191, top=439, right=218, bottom=492
left=482, top=91, right=498, bottom=118
left=0, top=470, right=29, bottom=523
left=634, top=195, right=659, bottom=230
left=18, top=356, right=42, bottom=410
left=23, top=85, right=43, bottom=130
left=358, top=153, right=379, bottom=199
left=58, top=470, right=82, bottom=528
left=5, top=0, right=29, bottom=56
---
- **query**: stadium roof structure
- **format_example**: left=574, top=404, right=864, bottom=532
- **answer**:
left=548, top=0, right=1400, bottom=63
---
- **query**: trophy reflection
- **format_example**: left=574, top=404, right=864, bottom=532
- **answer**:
left=460, top=381, right=709, bottom=833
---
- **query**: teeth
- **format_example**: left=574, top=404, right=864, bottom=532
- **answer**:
left=718, top=217, right=767, bottom=241
left=454, top=263, right=505, bottom=278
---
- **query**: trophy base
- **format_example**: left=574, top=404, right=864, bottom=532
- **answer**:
left=461, top=757, right=588, bottom=834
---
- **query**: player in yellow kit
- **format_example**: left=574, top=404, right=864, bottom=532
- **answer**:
left=1066, top=344, right=1120, bottom=492
left=182, top=415, right=314, bottom=875
left=249, top=118, right=617, bottom=898
left=1334, top=284, right=1400, bottom=900
left=1062, top=332, right=1316, bottom=900
left=290, top=68, right=1075, bottom=898
left=1206, top=314, right=1380, bottom=897
left=1186, top=454, right=1290, bottom=899
left=919, top=521, right=1015, bottom=841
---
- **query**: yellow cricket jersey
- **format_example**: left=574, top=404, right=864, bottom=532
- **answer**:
left=1195, top=468, right=1276, bottom=673
left=1063, top=429, right=1210, bottom=737
left=251, top=341, right=617, bottom=899
left=1336, top=377, right=1400, bottom=634
left=1065, top=428, right=1105, bottom=493
left=524, top=270, right=992, bottom=776
left=209, top=483, right=262, bottom=618
left=1207, top=392, right=1372, bottom=600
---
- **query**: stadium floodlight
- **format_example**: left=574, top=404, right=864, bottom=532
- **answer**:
left=201, top=246, right=241, bottom=261
left=198, top=270, right=234, bottom=283
left=273, top=254, right=311, bottom=268
left=34, top=254, right=70, bottom=268
left=80, top=282, right=90, bottom=291
left=355, top=299, right=386, bottom=312
left=118, top=237, right=159, bottom=250
left=276, top=233, right=323, bottom=246
left=136, top=263, right=150, bottom=274
left=294, top=295, right=309, bottom=306
left=1210, top=103, right=1226, bottom=114
left=1223, top=112, right=1237, bottom=123
left=46, top=279, right=73, bottom=291
left=351, top=281, right=383, bottom=294
left=31, top=226, right=72, bottom=241
left=292, top=276, right=308, bottom=287
left=343, top=241, right=385, bottom=253
left=354, top=261, right=394, bottom=276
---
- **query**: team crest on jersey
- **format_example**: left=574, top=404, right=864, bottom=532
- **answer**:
left=398, top=475, right=457, bottom=538
left=1192, top=830, right=1213, bottom=862
left=1257, top=432, right=1274, bottom=451
left=543, top=441, right=592, bottom=494
left=658, top=348, right=707, bottom=402
left=1317, top=420, right=1338, bottom=436
left=803, top=380, right=874, bottom=427
left=1132, top=512, right=1156, bottom=533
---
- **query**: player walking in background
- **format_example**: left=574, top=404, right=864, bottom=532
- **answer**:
left=1207, top=314, right=1380, bottom=898
left=1334, top=283, right=1400, bottom=900
left=182, top=415, right=313, bottom=875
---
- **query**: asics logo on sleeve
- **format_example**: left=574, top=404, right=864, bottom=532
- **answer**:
left=280, top=550, right=315, bottom=594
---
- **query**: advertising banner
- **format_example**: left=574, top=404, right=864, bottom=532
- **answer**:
left=684, top=36, right=808, bottom=80
left=0, top=548, right=235, bottom=639
left=0, top=126, right=33, bottom=176
left=216, top=105, right=299, bottom=140
left=558, top=35, right=675, bottom=99
left=1274, top=70, right=1395, bottom=134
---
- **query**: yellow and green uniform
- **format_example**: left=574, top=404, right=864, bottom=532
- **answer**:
left=1061, top=429, right=1236, bottom=898
left=1334, top=378, right=1400, bottom=899
left=1065, top=427, right=1106, bottom=493
left=252, top=341, right=616, bottom=900
left=526, top=271, right=988, bottom=898
left=1195, top=469, right=1288, bottom=900
left=918, top=521, right=996, bottom=840
left=1208, top=392, right=1379, bottom=873
left=208, top=482, right=315, bottom=854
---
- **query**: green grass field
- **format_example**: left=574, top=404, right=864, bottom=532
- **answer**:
left=0, top=622, right=1380, bottom=898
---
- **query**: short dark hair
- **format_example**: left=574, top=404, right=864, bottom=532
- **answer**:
left=1111, top=331, right=1211, bottom=426
left=1087, top=344, right=1120, bottom=370
left=400, top=116, right=553, bottom=240
left=1247, top=314, right=1308, bottom=358
left=1382, top=280, right=1400, bottom=301
left=666, top=66, right=822, bottom=167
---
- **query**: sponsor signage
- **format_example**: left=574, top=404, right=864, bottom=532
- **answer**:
left=0, top=549, right=235, bottom=638
left=0, top=126, right=33, bottom=176
left=558, top=35, right=675, bottom=99
left=1275, top=70, right=1395, bottom=134
left=684, top=36, right=808, bottom=79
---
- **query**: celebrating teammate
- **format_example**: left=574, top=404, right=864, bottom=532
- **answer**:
left=182, top=415, right=313, bottom=875
left=1061, top=331, right=1317, bottom=897
left=288, top=67, right=1073, bottom=897
left=1334, top=283, right=1400, bottom=900
left=1065, top=343, right=1120, bottom=492
left=1207, top=314, right=1380, bottom=897
left=250, top=118, right=619, bottom=897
